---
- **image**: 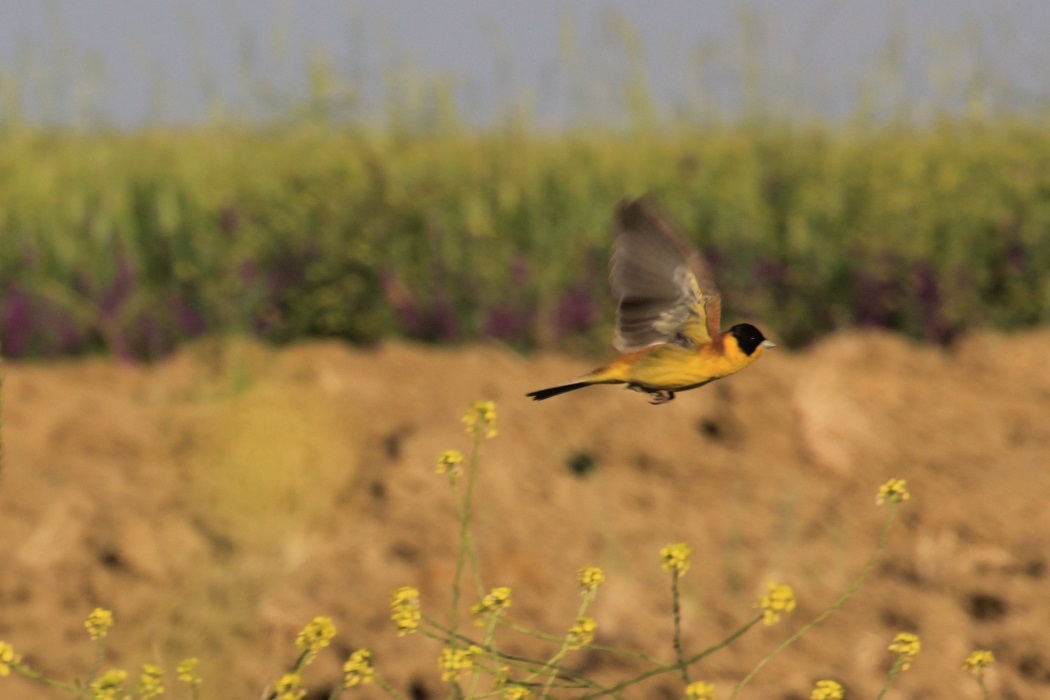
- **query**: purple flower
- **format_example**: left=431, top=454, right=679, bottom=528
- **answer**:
left=484, top=304, right=529, bottom=341
left=555, top=285, right=597, bottom=335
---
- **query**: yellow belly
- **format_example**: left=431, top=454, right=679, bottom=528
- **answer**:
left=597, top=342, right=760, bottom=391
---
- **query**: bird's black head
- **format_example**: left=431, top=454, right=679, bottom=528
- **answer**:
left=728, top=323, right=772, bottom=356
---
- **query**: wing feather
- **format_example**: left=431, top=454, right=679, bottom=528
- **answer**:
left=610, top=198, right=721, bottom=352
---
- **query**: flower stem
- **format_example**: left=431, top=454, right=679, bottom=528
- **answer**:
left=671, top=571, right=690, bottom=684
left=13, top=665, right=78, bottom=692
left=875, top=657, right=905, bottom=700
left=580, top=617, right=762, bottom=699
left=450, top=431, right=485, bottom=645
left=730, top=503, right=900, bottom=698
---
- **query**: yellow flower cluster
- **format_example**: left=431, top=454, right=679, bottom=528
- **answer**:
left=139, top=664, right=165, bottom=700
left=578, top=565, right=606, bottom=594
left=566, top=616, right=597, bottom=649
left=273, top=672, right=305, bottom=700
left=438, top=646, right=480, bottom=682
left=756, top=583, right=796, bottom=626
left=504, top=685, right=532, bottom=699
left=463, top=400, right=498, bottom=439
left=85, top=608, right=115, bottom=641
left=436, top=449, right=465, bottom=477
left=963, top=649, right=994, bottom=676
left=343, top=649, right=375, bottom=688
left=877, top=478, right=910, bottom=506
left=176, top=658, right=201, bottom=686
left=660, top=542, right=692, bottom=575
left=90, top=669, right=127, bottom=700
left=810, top=679, right=843, bottom=700
left=888, top=632, right=921, bottom=670
left=684, top=680, right=716, bottom=700
left=471, top=587, right=512, bottom=624
left=390, top=586, right=422, bottom=636
left=0, top=641, right=21, bottom=676
left=295, top=616, right=336, bottom=661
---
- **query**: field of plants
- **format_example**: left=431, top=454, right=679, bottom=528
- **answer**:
left=3, top=116, right=1050, bottom=359
left=3, top=8, right=1050, bottom=698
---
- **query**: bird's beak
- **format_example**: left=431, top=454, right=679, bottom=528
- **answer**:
left=761, top=339, right=776, bottom=349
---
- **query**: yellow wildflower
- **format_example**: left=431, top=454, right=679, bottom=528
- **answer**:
left=343, top=649, right=375, bottom=688
left=963, top=649, right=994, bottom=676
left=85, top=608, right=115, bottom=641
left=877, top=479, right=910, bottom=506
left=566, top=616, right=597, bottom=649
left=295, top=616, right=336, bottom=662
left=438, top=646, right=480, bottom=682
left=273, top=672, right=305, bottom=700
left=660, top=542, right=692, bottom=575
left=888, top=632, right=921, bottom=671
left=684, top=680, right=716, bottom=700
left=463, top=400, right=498, bottom=439
left=90, top=669, right=127, bottom=700
left=505, top=685, right=532, bottom=699
left=471, top=587, right=512, bottom=625
left=811, top=679, right=843, bottom=700
left=755, top=583, right=796, bottom=626
left=138, top=664, right=164, bottom=700
left=0, top=641, right=21, bottom=676
left=175, top=658, right=201, bottom=686
left=390, top=586, right=422, bottom=636
left=578, top=565, right=606, bottom=594
left=436, top=449, right=465, bottom=477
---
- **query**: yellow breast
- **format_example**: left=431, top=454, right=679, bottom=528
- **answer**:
left=603, top=337, right=764, bottom=391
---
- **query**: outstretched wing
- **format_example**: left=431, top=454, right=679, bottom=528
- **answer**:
left=609, top=197, right=721, bottom=352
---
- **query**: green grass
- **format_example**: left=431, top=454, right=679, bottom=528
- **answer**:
left=2, top=115, right=1050, bottom=359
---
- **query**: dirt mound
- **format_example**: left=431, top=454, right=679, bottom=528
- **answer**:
left=2, top=331, right=1049, bottom=699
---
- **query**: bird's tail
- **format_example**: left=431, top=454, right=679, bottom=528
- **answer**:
left=526, top=381, right=592, bottom=401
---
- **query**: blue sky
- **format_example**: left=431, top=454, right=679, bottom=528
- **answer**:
left=1, top=0, right=1047, bottom=127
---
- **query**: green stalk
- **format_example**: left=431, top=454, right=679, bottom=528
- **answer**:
left=671, top=570, right=690, bottom=684
left=13, top=665, right=78, bottom=692
left=976, top=675, right=991, bottom=700
left=730, top=503, right=901, bottom=698
left=537, top=596, right=594, bottom=698
left=449, top=430, right=485, bottom=645
left=580, top=617, right=762, bottom=699
left=874, top=657, right=906, bottom=700
left=75, top=638, right=108, bottom=699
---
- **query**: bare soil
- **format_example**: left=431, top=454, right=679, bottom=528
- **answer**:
left=2, top=330, right=1049, bottom=699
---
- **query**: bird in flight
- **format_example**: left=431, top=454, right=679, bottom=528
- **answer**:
left=527, top=197, right=774, bottom=405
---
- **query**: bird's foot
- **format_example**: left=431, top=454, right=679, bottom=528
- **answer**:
left=648, top=390, right=675, bottom=405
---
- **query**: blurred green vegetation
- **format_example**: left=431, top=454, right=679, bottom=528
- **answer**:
left=2, top=114, right=1050, bottom=359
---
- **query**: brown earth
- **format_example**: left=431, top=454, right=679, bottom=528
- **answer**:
left=1, top=330, right=1049, bottom=699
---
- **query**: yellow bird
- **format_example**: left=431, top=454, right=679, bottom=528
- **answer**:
left=526, top=197, right=775, bottom=405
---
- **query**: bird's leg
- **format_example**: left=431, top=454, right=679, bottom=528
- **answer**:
left=648, top=390, right=675, bottom=405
